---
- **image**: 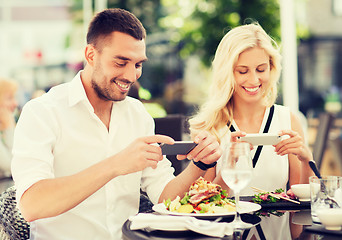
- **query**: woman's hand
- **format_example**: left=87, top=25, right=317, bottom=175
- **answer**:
left=177, top=131, right=222, bottom=165
left=230, top=131, right=246, bottom=142
left=230, top=131, right=253, bottom=150
left=274, top=130, right=313, bottom=163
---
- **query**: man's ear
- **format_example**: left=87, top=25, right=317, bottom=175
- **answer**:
left=85, top=44, right=96, bottom=66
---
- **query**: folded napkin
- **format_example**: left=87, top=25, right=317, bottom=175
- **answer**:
left=129, top=213, right=233, bottom=237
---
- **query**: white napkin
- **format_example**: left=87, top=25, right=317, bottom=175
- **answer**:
left=129, top=213, right=233, bottom=237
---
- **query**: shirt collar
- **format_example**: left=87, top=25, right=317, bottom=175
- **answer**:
left=68, top=71, right=90, bottom=107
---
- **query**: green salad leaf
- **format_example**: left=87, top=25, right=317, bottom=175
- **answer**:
left=180, top=193, right=190, bottom=205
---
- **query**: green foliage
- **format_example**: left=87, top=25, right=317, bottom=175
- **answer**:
left=70, top=0, right=165, bottom=34
left=161, top=0, right=280, bottom=66
left=108, top=0, right=165, bottom=34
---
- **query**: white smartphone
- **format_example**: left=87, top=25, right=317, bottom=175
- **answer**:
left=237, top=133, right=281, bottom=146
left=160, top=141, right=198, bottom=155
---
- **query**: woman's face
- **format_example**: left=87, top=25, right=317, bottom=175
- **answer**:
left=232, top=47, right=270, bottom=104
left=0, top=92, right=18, bottom=112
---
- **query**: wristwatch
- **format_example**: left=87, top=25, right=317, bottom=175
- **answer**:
left=192, top=160, right=217, bottom=171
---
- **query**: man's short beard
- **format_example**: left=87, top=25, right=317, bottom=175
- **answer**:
left=92, top=80, right=113, bottom=101
left=91, top=78, right=126, bottom=102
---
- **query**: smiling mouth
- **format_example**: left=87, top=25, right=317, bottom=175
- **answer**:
left=114, top=80, right=131, bottom=91
left=243, top=85, right=261, bottom=93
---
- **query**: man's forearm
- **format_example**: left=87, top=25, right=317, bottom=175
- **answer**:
left=19, top=156, right=118, bottom=222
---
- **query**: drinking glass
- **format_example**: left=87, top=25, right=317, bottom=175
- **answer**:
left=310, top=176, right=342, bottom=224
left=221, top=142, right=253, bottom=229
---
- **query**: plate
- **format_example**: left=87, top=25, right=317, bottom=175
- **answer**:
left=152, top=201, right=261, bottom=219
left=299, top=198, right=310, bottom=202
left=240, top=196, right=311, bottom=210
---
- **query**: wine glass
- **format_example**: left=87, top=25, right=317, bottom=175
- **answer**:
left=221, top=142, right=253, bottom=229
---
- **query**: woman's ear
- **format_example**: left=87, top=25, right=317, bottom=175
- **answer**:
left=84, top=44, right=96, bottom=66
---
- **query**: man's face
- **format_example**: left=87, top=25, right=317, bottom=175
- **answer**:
left=91, top=31, right=147, bottom=102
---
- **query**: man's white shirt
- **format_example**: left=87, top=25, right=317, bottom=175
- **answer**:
left=11, top=71, right=175, bottom=239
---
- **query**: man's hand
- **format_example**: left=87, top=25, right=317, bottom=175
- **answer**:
left=176, top=131, right=222, bottom=165
left=114, top=135, right=174, bottom=175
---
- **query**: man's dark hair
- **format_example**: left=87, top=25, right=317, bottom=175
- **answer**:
left=87, top=8, right=146, bottom=49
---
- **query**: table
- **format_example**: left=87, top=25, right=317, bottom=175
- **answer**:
left=122, top=207, right=342, bottom=240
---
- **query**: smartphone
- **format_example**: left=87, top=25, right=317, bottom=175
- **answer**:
left=238, top=133, right=281, bottom=146
left=160, top=141, right=198, bottom=155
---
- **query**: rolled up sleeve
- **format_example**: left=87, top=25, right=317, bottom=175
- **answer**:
left=11, top=101, right=57, bottom=204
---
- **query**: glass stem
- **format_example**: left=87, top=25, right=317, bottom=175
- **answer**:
left=235, top=192, right=241, bottom=222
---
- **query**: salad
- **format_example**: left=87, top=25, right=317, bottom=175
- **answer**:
left=252, top=188, right=296, bottom=204
left=163, top=177, right=235, bottom=214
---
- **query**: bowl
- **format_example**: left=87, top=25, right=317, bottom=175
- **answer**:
left=316, top=208, right=342, bottom=231
left=291, top=184, right=311, bottom=201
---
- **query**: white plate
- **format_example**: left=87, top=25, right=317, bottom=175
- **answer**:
left=299, top=198, right=311, bottom=202
left=153, top=201, right=261, bottom=219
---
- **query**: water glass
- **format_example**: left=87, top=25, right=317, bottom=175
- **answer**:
left=310, top=176, right=342, bottom=223
left=221, top=142, right=253, bottom=229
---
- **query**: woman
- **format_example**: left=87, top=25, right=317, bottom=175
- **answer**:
left=0, top=77, right=18, bottom=177
left=189, top=23, right=313, bottom=196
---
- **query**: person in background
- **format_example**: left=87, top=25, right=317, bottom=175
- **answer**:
left=0, top=78, right=18, bottom=178
left=189, top=23, right=314, bottom=195
left=11, top=8, right=221, bottom=240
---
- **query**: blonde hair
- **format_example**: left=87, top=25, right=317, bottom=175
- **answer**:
left=0, top=78, right=18, bottom=104
left=189, top=23, right=282, bottom=142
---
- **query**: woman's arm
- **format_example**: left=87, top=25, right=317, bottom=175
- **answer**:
left=276, top=112, right=314, bottom=186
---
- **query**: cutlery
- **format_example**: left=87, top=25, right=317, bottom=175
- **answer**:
left=252, top=187, right=300, bottom=204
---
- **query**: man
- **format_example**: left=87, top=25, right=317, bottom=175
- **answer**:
left=11, top=8, right=221, bottom=239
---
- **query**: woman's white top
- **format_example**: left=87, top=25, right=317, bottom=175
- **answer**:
left=216, top=104, right=291, bottom=196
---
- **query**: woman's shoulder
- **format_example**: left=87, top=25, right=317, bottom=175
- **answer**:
left=273, top=104, right=305, bottom=123
left=273, top=104, right=290, bottom=113
left=273, top=104, right=292, bottom=119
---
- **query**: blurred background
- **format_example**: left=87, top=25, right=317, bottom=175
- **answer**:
left=1, top=0, right=341, bottom=116
left=0, top=0, right=341, bottom=175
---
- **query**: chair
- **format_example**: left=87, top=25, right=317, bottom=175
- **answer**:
left=138, top=192, right=154, bottom=213
left=328, top=134, right=342, bottom=174
left=154, top=114, right=185, bottom=142
left=154, top=114, right=189, bottom=176
left=0, top=186, right=30, bottom=240
left=312, top=112, right=335, bottom=169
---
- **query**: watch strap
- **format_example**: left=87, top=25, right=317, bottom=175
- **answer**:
left=192, top=160, right=217, bottom=171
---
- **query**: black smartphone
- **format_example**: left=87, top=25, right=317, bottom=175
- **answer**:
left=160, top=141, right=198, bottom=155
